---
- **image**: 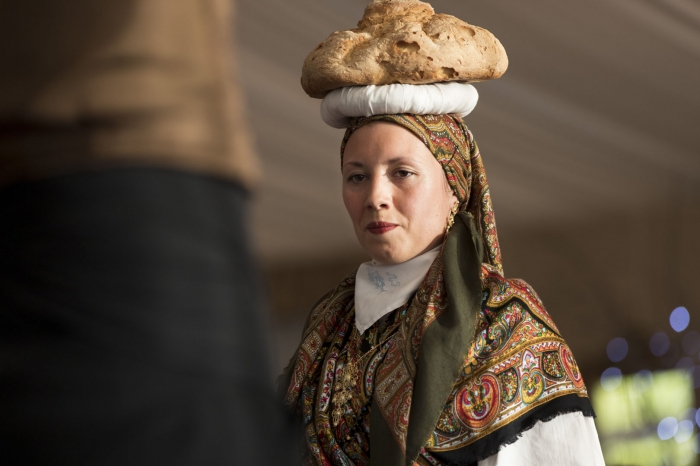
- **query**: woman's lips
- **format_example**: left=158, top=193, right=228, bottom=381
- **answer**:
left=366, top=222, right=398, bottom=234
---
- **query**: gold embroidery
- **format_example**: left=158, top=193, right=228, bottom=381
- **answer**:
left=331, top=326, right=401, bottom=427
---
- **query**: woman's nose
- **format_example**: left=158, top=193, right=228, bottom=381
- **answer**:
left=366, top=177, right=391, bottom=210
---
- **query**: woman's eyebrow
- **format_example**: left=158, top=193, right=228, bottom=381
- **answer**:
left=343, top=156, right=417, bottom=169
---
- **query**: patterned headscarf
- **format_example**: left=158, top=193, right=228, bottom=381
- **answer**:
left=341, top=114, right=503, bottom=274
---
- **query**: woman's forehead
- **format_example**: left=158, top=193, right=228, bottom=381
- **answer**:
left=343, top=121, right=433, bottom=164
left=347, top=120, right=421, bottom=143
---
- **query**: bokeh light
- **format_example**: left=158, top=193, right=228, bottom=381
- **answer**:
left=606, top=337, right=628, bottom=362
left=670, top=307, right=690, bottom=333
left=632, top=370, right=653, bottom=393
left=676, top=357, right=694, bottom=370
left=594, top=370, right=697, bottom=464
left=658, top=417, right=679, bottom=440
left=660, top=344, right=682, bottom=368
left=682, top=409, right=697, bottom=435
left=675, top=420, right=694, bottom=443
left=681, top=330, right=700, bottom=355
left=650, top=332, right=670, bottom=357
left=601, top=367, right=622, bottom=391
left=691, top=366, right=700, bottom=389
left=695, top=434, right=700, bottom=454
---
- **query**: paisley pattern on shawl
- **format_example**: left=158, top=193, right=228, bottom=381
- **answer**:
left=284, top=249, right=450, bottom=465
left=419, top=265, right=592, bottom=465
left=284, top=260, right=592, bottom=466
left=282, top=116, right=594, bottom=465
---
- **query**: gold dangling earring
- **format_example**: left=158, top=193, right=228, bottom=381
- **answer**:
left=446, top=201, right=460, bottom=235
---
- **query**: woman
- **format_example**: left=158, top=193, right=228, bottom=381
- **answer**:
left=281, top=110, right=605, bottom=465
left=282, top=0, right=604, bottom=463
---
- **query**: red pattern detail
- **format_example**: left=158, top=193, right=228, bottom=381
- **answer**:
left=455, top=374, right=500, bottom=429
left=560, top=345, right=585, bottom=389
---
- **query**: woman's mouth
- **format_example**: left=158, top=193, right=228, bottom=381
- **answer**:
left=366, top=222, right=398, bottom=234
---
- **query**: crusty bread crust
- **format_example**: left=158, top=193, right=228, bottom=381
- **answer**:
left=301, top=0, right=508, bottom=98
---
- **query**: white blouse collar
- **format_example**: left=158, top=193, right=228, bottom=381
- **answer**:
left=354, top=246, right=441, bottom=334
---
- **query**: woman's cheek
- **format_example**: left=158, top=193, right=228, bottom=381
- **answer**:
left=343, top=190, right=362, bottom=224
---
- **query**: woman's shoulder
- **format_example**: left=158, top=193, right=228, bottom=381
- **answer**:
left=301, top=269, right=358, bottom=338
left=280, top=270, right=359, bottom=405
left=466, top=265, right=572, bottom=373
left=423, top=265, right=592, bottom=461
left=479, top=264, right=560, bottom=335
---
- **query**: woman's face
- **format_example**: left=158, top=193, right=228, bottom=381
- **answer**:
left=342, top=122, right=458, bottom=265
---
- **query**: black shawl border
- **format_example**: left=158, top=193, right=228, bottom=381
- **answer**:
left=429, top=394, right=596, bottom=465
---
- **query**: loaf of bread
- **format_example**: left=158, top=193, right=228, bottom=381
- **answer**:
left=301, top=0, right=508, bottom=98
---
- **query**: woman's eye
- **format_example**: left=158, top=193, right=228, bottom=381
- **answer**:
left=396, top=169, right=414, bottom=178
left=347, top=173, right=366, bottom=183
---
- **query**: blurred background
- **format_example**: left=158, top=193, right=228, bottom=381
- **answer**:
left=234, top=0, right=700, bottom=464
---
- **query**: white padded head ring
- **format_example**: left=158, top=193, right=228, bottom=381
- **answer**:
left=320, top=82, right=479, bottom=129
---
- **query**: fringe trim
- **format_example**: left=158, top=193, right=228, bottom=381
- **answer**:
left=430, top=394, right=596, bottom=465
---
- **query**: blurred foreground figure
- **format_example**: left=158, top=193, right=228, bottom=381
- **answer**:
left=0, top=1, right=288, bottom=464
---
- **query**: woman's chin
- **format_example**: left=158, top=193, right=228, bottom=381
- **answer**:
left=366, top=247, right=410, bottom=265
